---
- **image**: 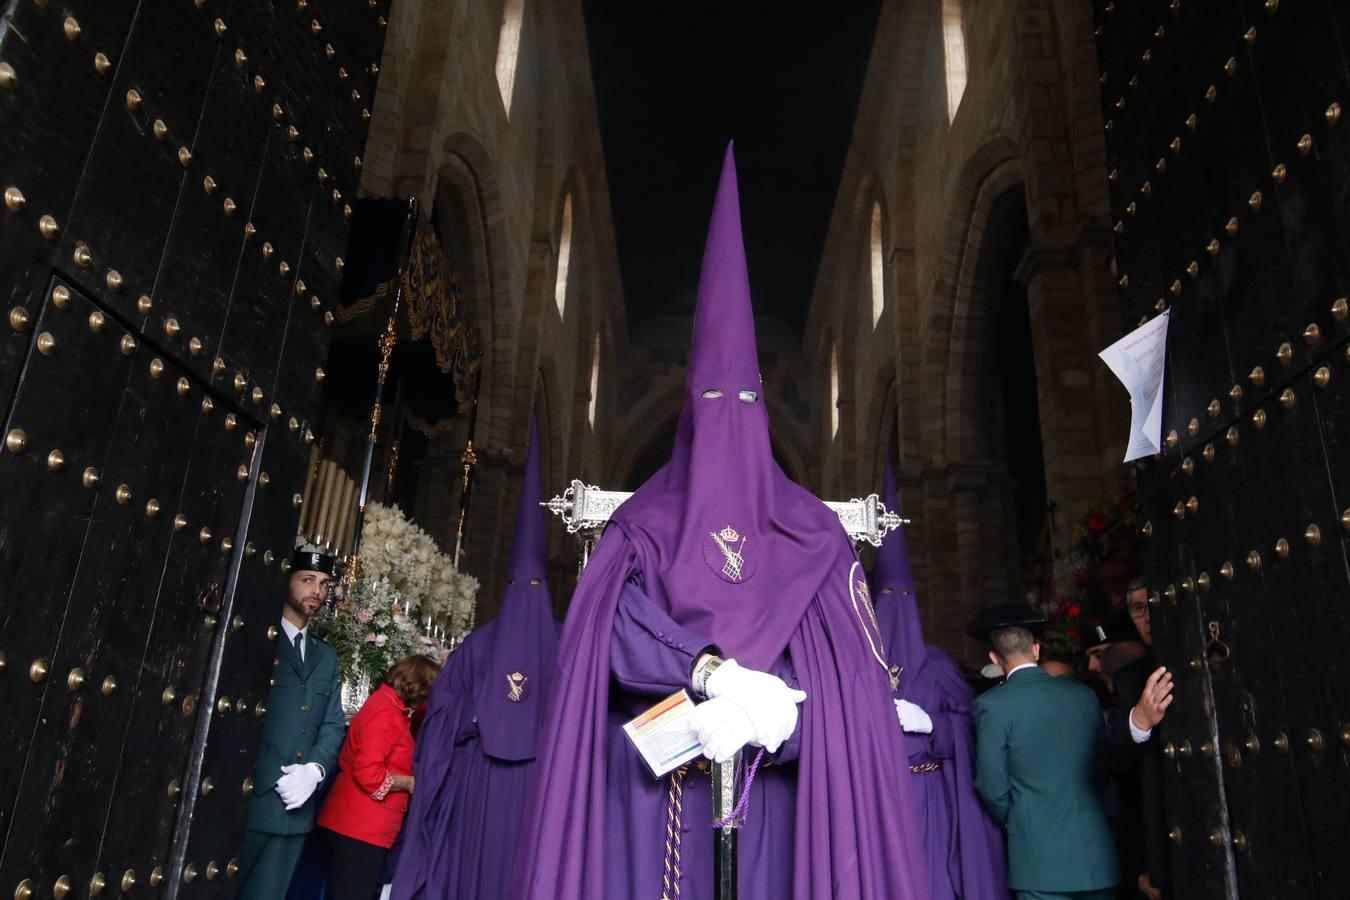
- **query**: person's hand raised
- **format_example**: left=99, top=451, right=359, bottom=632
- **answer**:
left=1131, top=666, right=1174, bottom=731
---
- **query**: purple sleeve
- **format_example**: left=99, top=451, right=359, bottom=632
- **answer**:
left=610, top=581, right=716, bottom=695
left=766, top=653, right=803, bottom=764
left=928, top=710, right=956, bottom=759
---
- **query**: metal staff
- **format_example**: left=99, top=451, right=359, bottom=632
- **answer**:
left=452, top=367, right=482, bottom=570
left=350, top=196, right=419, bottom=571
left=713, top=755, right=740, bottom=899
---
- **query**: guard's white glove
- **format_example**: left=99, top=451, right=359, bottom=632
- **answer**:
left=275, top=763, right=324, bottom=810
left=689, top=697, right=757, bottom=764
left=704, top=659, right=807, bottom=753
left=895, top=698, right=933, bottom=734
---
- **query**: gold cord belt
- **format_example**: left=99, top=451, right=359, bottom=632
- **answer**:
left=910, top=760, right=943, bottom=774
left=661, top=766, right=689, bottom=900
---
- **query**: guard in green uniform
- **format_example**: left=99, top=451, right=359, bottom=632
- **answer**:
left=237, top=550, right=347, bottom=900
left=968, top=604, right=1120, bottom=900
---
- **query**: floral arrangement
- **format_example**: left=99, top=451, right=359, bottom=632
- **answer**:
left=311, top=502, right=479, bottom=684
left=317, top=574, right=444, bottom=684
left=357, top=502, right=479, bottom=634
left=1044, top=474, right=1140, bottom=649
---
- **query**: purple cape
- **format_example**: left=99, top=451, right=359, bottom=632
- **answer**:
left=872, top=461, right=1009, bottom=899
left=392, top=415, right=558, bottom=900
left=510, top=145, right=928, bottom=899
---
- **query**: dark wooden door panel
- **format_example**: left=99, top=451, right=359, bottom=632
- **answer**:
left=0, top=1, right=387, bottom=895
left=0, top=279, right=137, bottom=837
left=55, top=3, right=221, bottom=322
left=0, top=342, right=206, bottom=892
left=1097, top=1, right=1350, bottom=896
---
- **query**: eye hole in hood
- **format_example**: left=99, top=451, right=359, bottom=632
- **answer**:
left=738, top=390, right=758, bottom=403
left=701, top=389, right=724, bottom=399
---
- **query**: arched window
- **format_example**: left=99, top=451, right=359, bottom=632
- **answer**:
left=495, top=0, right=525, bottom=117
left=869, top=202, right=885, bottom=328
left=830, top=343, right=840, bottom=439
left=554, top=194, right=573, bottom=317
left=942, top=0, right=968, bottom=123
left=587, top=333, right=601, bottom=427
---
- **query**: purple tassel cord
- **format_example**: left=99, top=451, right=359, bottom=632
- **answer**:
left=710, top=748, right=765, bottom=830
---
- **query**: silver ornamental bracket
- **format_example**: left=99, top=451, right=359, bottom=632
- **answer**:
left=541, top=479, right=909, bottom=548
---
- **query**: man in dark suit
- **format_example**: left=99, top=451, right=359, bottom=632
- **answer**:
left=1107, top=579, right=1173, bottom=899
left=237, top=550, right=347, bottom=900
left=970, top=604, right=1120, bottom=900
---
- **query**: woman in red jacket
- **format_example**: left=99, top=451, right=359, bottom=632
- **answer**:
left=317, top=654, right=441, bottom=900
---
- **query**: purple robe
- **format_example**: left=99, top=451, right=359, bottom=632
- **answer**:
left=392, top=417, right=558, bottom=900
left=872, top=461, right=1009, bottom=899
left=510, top=146, right=927, bottom=900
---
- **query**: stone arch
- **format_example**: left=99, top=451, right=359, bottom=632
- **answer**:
left=575, top=314, right=614, bottom=481
left=808, top=323, right=847, bottom=495
left=855, top=174, right=890, bottom=338
left=943, top=161, right=1028, bottom=461
left=920, top=134, right=1022, bottom=462
left=506, top=167, right=598, bottom=479
left=613, top=388, right=685, bottom=490
left=533, top=356, right=568, bottom=492
left=548, top=167, right=593, bottom=323
left=859, top=364, right=898, bottom=492
left=370, top=0, right=459, bottom=197
left=435, top=132, right=514, bottom=449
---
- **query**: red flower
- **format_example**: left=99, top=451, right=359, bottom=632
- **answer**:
left=1088, top=511, right=1110, bottom=532
left=1068, top=604, right=1082, bottom=618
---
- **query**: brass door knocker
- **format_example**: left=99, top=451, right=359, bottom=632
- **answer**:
left=1204, top=620, right=1231, bottom=671
left=197, top=581, right=222, bottom=613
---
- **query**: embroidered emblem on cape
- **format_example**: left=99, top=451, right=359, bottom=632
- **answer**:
left=703, top=524, right=757, bottom=583
left=505, top=671, right=528, bottom=702
left=848, top=561, right=890, bottom=675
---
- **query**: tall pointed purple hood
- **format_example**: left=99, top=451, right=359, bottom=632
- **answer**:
left=871, top=460, right=927, bottom=680
left=610, top=143, right=843, bottom=665
left=509, top=146, right=930, bottom=900
left=475, top=413, right=559, bottom=760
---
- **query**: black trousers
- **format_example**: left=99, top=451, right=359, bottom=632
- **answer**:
left=321, top=828, right=389, bottom=900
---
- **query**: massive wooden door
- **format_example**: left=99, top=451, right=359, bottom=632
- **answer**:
left=0, top=2, right=387, bottom=896
left=1096, top=1, right=1350, bottom=896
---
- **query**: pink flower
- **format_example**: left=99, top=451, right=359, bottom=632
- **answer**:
left=374, top=634, right=388, bottom=647
left=364, top=633, right=378, bottom=643
left=356, top=610, right=372, bottom=624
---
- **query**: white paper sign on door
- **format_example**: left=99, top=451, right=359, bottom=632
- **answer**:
left=1098, top=310, right=1171, bottom=463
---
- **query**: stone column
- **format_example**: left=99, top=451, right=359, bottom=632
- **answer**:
left=1018, top=253, right=1110, bottom=558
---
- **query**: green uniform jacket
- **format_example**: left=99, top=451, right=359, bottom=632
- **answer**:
left=244, top=630, right=346, bottom=835
left=973, top=666, right=1119, bottom=893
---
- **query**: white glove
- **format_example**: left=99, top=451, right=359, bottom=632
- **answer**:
left=895, top=699, right=933, bottom=734
left=704, top=659, right=807, bottom=753
left=689, top=696, right=757, bottom=764
left=275, top=763, right=324, bottom=810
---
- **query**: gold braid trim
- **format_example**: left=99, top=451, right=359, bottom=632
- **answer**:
left=661, top=766, right=689, bottom=900
left=910, top=760, right=943, bottom=774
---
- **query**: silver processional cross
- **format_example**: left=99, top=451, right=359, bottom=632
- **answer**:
left=542, top=479, right=908, bottom=570
left=542, top=480, right=909, bottom=900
